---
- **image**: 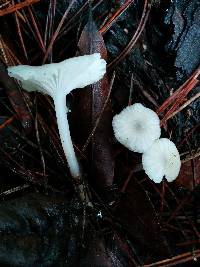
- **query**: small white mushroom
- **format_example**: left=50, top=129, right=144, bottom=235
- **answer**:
left=112, top=103, right=161, bottom=153
left=142, top=138, right=181, bottom=183
left=8, top=53, right=106, bottom=179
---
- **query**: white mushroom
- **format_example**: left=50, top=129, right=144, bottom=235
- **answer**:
left=142, top=138, right=181, bottom=183
left=112, top=103, right=161, bottom=153
left=8, top=53, right=106, bottom=179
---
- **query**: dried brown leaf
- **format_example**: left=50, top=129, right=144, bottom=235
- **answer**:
left=75, top=14, right=114, bottom=195
left=0, top=60, right=32, bottom=133
left=176, top=158, right=200, bottom=191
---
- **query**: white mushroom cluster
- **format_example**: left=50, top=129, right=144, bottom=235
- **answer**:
left=112, top=103, right=181, bottom=183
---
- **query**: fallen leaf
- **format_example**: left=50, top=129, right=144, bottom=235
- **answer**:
left=74, top=13, right=114, bottom=196
left=80, top=237, right=123, bottom=267
left=0, top=60, right=32, bottom=133
left=0, top=193, right=83, bottom=267
left=176, top=157, right=200, bottom=190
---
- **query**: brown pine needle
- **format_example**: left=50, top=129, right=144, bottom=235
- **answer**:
left=108, top=0, right=151, bottom=70
left=0, top=0, right=40, bottom=17
left=144, top=249, right=200, bottom=267
left=164, top=92, right=200, bottom=122
left=0, top=116, right=15, bottom=130
left=157, top=65, right=200, bottom=115
left=99, top=0, right=134, bottom=35
left=182, top=150, right=200, bottom=163
left=42, top=0, right=77, bottom=63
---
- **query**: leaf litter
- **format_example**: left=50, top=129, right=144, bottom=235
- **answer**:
left=0, top=0, right=199, bottom=266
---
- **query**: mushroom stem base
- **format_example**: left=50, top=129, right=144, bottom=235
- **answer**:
left=54, top=95, right=92, bottom=206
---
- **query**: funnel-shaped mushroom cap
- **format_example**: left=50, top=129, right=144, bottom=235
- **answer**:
left=8, top=53, right=106, bottom=98
left=142, top=138, right=181, bottom=183
left=7, top=53, right=106, bottom=180
left=112, top=103, right=161, bottom=153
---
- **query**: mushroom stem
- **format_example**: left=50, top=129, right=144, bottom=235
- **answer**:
left=54, top=94, right=81, bottom=179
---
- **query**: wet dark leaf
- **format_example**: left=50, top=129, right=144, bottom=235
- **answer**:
left=0, top=193, right=83, bottom=267
left=0, top=61, right=33, bottom=133
left=176, top=158, right=200, bottom=191
left=165, top=0, right=200, bottom=79
left=75, top=13, right=114, bottom=197
left=80, top=237, right=123, bottom=267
